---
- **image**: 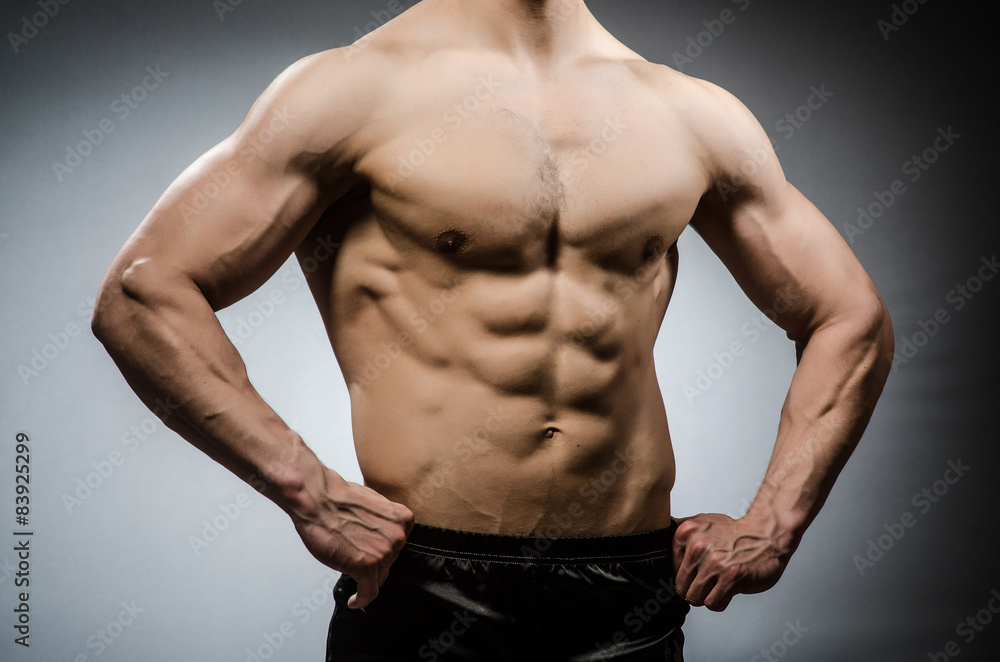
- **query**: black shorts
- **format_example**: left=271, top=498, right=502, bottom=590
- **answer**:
left=326, top=521, right=689, bottom=661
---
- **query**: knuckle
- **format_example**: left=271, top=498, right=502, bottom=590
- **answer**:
left=352, top=550, right=378, bottom=569
left=708, top=551, right=729, bottom=569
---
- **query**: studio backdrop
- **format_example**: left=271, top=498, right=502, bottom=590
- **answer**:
left=1, top=1, right=997, bottom=660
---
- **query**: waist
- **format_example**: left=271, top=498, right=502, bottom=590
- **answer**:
left=403, top=520, right=678, bottom=564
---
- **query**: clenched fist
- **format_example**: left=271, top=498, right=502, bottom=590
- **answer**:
left=672, top=511, right=795, bottom=612
left=291, top=472, right=414, bottom=609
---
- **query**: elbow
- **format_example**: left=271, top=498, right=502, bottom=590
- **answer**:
left=91, top=272, right=127, bottom=348
left=91, top=257, right=154, bottom=347
left=853, top=294, right=895, bottom=381
left=874, top=301, right=895, bottom=363
left=799, top=292, right=895, bottom=378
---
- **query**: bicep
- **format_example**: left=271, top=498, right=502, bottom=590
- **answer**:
left=124, top=136, right=334, bottom=310
left=684, top=80, right=884, bottom=341
left=110, top=52, right=364, bottom=311
left=691, top=181, right=883, bottom=343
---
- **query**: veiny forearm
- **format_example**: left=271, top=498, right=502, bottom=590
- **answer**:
left=92, top=261, right=335, bottom=516
left=746, top=304, right=894, bottom=552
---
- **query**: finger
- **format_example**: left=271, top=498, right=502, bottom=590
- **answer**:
left=380, top=523, right=410, bottom=572
left=703, top=579, right=736, bottom=612
left=673, top=535, right=709, bottom=600
left=347, top=569, right=379, bottom=609
left=703, top=564, right=744, bottom=611
left=672, top=535, right=685, bottom=577
left=395, top=503, right=415, bottom=535
left=390, top=511, right=413, bottom=553
left=671, top=522, right=693, bottom=577
left=684, top=569, right=718, bottom=608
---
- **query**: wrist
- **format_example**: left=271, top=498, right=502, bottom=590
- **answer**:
left=743, top=497, right=808, bottom=557
left=256, top=433, right=341, bottom=519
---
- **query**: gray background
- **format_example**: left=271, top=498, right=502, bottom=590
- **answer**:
left=1, top=0, right=997, bottom=660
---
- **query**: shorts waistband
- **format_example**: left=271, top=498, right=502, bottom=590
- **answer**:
left=402, top=520, right=678, bottom=563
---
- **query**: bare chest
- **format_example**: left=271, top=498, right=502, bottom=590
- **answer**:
left=356, top=64, right=708, bottom=273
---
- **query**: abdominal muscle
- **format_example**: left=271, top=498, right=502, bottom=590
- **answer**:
left=311, top=216, right=679, bottom=537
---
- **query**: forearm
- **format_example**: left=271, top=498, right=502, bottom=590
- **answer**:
left=92, top=261, right=337, bottom=517
left=745, top=304, right=894, bottom=552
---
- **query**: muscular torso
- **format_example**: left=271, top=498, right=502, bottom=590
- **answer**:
left=296, top=12, right=711, bottom=535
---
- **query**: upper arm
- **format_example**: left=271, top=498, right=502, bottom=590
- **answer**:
left=683, top=78, right=889, bottom=343
left=105, top=48, right=379, bottom=311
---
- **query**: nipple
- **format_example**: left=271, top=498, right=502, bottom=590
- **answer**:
left=435, top=229, right=469, bottom=255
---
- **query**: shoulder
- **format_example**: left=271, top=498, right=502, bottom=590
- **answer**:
left=631, top=62, right=771, bottom=154
left=228, top=39, right=409, bottom=173
left=242, top=0, right=449, bottom=136
left=631, top=63, right=785, bottom=200
left=246, top=46, right=394, bottom=129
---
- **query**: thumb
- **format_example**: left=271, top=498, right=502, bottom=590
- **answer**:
left=347, top=570, right=379, bottom=610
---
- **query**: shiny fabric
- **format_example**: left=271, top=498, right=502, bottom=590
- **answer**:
left=326, top=521, right=689, bottom=661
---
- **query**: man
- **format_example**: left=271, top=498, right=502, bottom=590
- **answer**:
left=92, top=0, right=894, bottom=659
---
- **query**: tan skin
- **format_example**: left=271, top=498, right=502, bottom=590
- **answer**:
left=93, top=0, right=893, bottom=614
